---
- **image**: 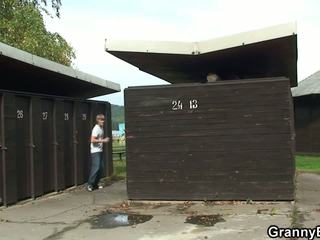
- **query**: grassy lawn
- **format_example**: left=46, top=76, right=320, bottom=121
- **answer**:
left=113, top=139, right=125, bottom=148
left=112, top=139, right=126, bottom=178
left=113, top=159, right=126, bottom=179
left=296, top=154, right=320, bottom=173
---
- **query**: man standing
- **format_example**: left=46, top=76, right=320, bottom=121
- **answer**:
left=87, top=114, right=109, bottom=192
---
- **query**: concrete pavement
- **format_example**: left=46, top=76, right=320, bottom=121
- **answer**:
left=0, top=173, right=319, bottom=240
left=294, top=172, right=320, bottom=228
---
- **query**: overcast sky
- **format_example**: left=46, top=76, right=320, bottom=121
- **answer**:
left=44, top=0, right=320, bottom=105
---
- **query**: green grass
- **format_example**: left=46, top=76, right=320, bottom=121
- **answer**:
left=113, top=159, right=126, bottom=179
left=112, top=139, right=126, bottom=161
left=111, top=139, right=126, bottom=179
left=296, top=154, right=320, bottom=173
left=112, top=139, right=125, bottom=148
left=104, top=139, right=126, bottom=180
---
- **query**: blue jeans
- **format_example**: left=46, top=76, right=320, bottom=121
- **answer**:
left=87, top=152, right=104, bottom=187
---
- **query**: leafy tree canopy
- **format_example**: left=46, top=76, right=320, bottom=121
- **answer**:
left=0, top=0, right=75, bottom=66
left=21, top=0, right=62, bottom=17
left=111, top=105, right=124, bottom=130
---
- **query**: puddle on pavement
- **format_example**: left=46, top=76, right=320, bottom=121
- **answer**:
left=90, top=213, right=153, bottom=229
left=185, top=214, right=225, bottom=227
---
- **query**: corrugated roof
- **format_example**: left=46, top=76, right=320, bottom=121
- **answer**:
left=292, top=71, right=320, bottom=97
left=0, top=42, right=120, bottom=98
left=105, top=23, right=298, bottom=86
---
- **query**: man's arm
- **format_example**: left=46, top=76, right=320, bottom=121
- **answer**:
left=90, top=136, right=110, bottom=143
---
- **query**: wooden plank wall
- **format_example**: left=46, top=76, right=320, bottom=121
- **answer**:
left=294, top=95, right=320, bottom=153
left=125, top=78, right=295, bottom=200
left=0, top=92, right=112, bottom=206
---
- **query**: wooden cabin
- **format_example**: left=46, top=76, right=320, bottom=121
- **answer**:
left=0, top=42, right=120, bottom=206
left=292, top=71, right=320, bottom=153
left=106, top=23, right=297, bottom=200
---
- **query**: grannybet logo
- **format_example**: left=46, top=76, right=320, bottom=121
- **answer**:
left=267, top=225, right=320, bottom=240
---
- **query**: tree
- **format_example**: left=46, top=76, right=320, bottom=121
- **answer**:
left=0, top=0, right=75, bottom=66
left=111, top=105, right=125, bottom=130
left=19, top=0, right=62, bottom=17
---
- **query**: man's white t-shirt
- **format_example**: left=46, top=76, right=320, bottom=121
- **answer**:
left=90, top=124, right=104, bottom=153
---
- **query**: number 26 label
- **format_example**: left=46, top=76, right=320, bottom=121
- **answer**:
left=17, top=110, right=24, bottom=119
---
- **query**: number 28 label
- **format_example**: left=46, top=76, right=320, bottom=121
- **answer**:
left=64, top=113, right=69, bottom=121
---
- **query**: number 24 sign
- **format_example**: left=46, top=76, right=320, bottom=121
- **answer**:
left=171, top=99, right=198, bottom=111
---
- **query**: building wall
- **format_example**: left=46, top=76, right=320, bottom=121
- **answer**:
left=0, top=91, right=112, bottom=206
left=294, top=95, right=320, bottom=153
left=124, top=78, right=295, bottom=201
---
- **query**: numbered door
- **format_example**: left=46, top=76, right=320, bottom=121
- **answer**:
left=2, top=94, right=18, bottom=205
left=0, top=95, right=3, bottom=206
left=76, top=103, right=91, bottom=185
left=63, top=101, right=74, bottom=187
left=0, top=145, right=2, bottom=205
left=31, top=98, right=44, bottom=197
left=54, top=101, right=65, bottom=190
left=40, top=99, right=55, bottom=193
left=15, top=96, right=31, bottom=200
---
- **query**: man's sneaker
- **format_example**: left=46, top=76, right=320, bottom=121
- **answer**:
left=93, top=184, right=104, bottom=189
left=87, top=185, right=93, bottom=192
